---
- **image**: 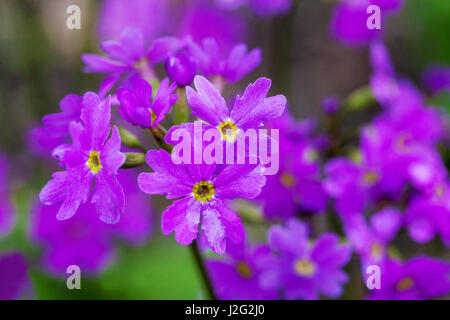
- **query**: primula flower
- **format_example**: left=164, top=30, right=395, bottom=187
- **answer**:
left=405, top=181, right=450, bottom=246
left=343, top=208, right=402, bottom=269
left=98, top=0, right=169, bottom=43
left=0, top=252, right=31, bottom=300
left=368, top=256, right=450, bottom=300
left=138, top=148, right=266, bottom=254
left=421, top=65, right=450, bottom=95
left=259, top=219, right=352, bottom=300
left=0, top=153, right=14, bottom=237
left=82, top=28, right=180, bottom=85
left=258, top=113, right=326, bottom=219
left=330, top=0, right=403, bottom=47
left=165, top=52, right=197, bottom=87
left=32, top=170, right=153, bottom=274
left=186, top=75, right=286, bottom=143
left=249, top=0, right=292, bottom=17
left=117, top=77, right=178, bottom=128
left=207, top=239, right=277, bottom=299
left=39, top=92, right=126, bottom=224
left=188, top=38, right=262, bottom=84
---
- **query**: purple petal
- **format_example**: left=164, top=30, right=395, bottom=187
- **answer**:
left=214, top=164, right=266, bottom=199
left=91, top=171, right=124, bottom=224
left=80, top=92, right=112, bottom=150
left=81, top=54, right=128, bottom=73
left=186, top=75, right=229, bottom=126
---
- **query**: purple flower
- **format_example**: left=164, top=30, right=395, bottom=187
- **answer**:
left=165, top=52, right=197, bottom=87
left=186, top=75, right=286, bottom=142
left=178, top=1, right=248, bottom=52
left=32, top=170, right=153, bottom=274
left=249, top=0, right=292, bottom=17
left=0, top=154, right=14, bottom=237
left=405, top=181, right=450, bottom=246
left=138, top=148, right=266, bottom=254
left=30, top=94, right=83, bottom=156
left=39, top=92, right=126, bottom=224
left=368, top=256, right=450, bottom=300
left=259, top=219, right=352, bottom=299
left=258, top=113, right=327, bottom=219
left=330, top=0, right=403, bottom=47
left=321, top=96, right=339, bottom=115
left=0, top=252, right=31, bottom=300
left=98, top=0, right=169, bottom=43
left=82, top=28, right=180, bottom=85
left=207, top=239, right=277, bottom=299
left=188, top=38, right=262, bottom=84
left=343, top=208, right=402, bottom=269
left=422, top=65, right=450, bottom=95
left=117, top=77, right=178, bottom=128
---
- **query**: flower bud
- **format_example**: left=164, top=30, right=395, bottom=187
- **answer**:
left=165, top=53, right=196, bottom=87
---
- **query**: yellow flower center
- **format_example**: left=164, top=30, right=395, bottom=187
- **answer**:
left=396, top=277, right=414, bottom=292
left=236, top=262, right=252, bottom=278
left=294, top=258, right=316, bottom=277
left=218, top=121, right=238, bottom=142
left=435, top=185, right=444, bottom=198
left=280, top=172, right=295, bottom=188
left=87, top=151, right=102, bottom=174
left=363, top=171, right=379, bottom=185
left=192, top=180, right=215, bottom=202
left=371, top=242, right=384, bottom=260
left=150, top=110, right=157, bottom=125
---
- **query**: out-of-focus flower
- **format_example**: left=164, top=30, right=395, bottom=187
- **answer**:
left=207, top=239, right=277, bottom=299
left=179, top=0, right=248, bottom=52
left=343, top=208, right=402, bottom=269
left=82, top=28, right=180, bottom=85
left=188, top=38, right=262, bottom=84
left=321, top=96, right=340, bottom=115
left=249, top=0, right=292, bottom=17
left=330, top=0, right=403, bottom=47
left=368, top=256, right=450, bottom=300
left=39, top=93, right=126, bottom=224
left=138, top=148, right=266, bottom=255
left=0, top=252, right=31, bottom=300
left=32, top=170, right=153, bottom=274
left=117, top=77, right=178, bottom=128
left=30, top=94, right=83, bottom=157
left=259, top=219, right=352, bottom=300
left=405, top=181, right=450, bottom=246
left=422, top=65, right=450, bottom=95
left=186, top=76, right=285, bottom=143
left=0, top=154, right=14, bottom=237
left=98, top=0, right=169, bottom=43
left=165, top=52, right=197, bottom=87
left=258, top=113, right=326, bottom=219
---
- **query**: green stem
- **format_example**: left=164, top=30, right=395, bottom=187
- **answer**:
left=190, top=241, right=217, bottom=300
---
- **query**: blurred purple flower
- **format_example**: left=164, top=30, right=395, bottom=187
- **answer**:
left=207, top=239, right=277, bottom=299
left=30, top=94, right=83, bottom=157
left=32, top=170, right=153, bottom=274
left=422, top=65, right=450, bottom=95
left=138, top=148, right=266, bottom=254
left=249, top=0, right=292, bottom=17
left=98, top=0, right=169, bottom=43
left=117, top=77, right=178, bottom=128
left=0, top=154, right=14, bottom=237
left=368, top=256, right=450, bottom=300
left=82, top=28, right=180, bottom=86
left=343, top=208, right=402, bottom=269
left=165, top=52, right=197, bottom=87
left=321, top=96, right=340, bottom=115
left=186, top=76, right=286, bottom=142
left=39, top=93, right=126, bottom=224
left=188, top=38, right=262, bottom=84
left=259, top=113, right=327, bottom=219
left=0, top=252, right=31, bottom=300
left=259, top=219, right=351, bottom=299
left=179, top=0, right=248, bottom=52
left=405, top=181, right=450, bottom=246
left=330, top=0, right=403, bottom=47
